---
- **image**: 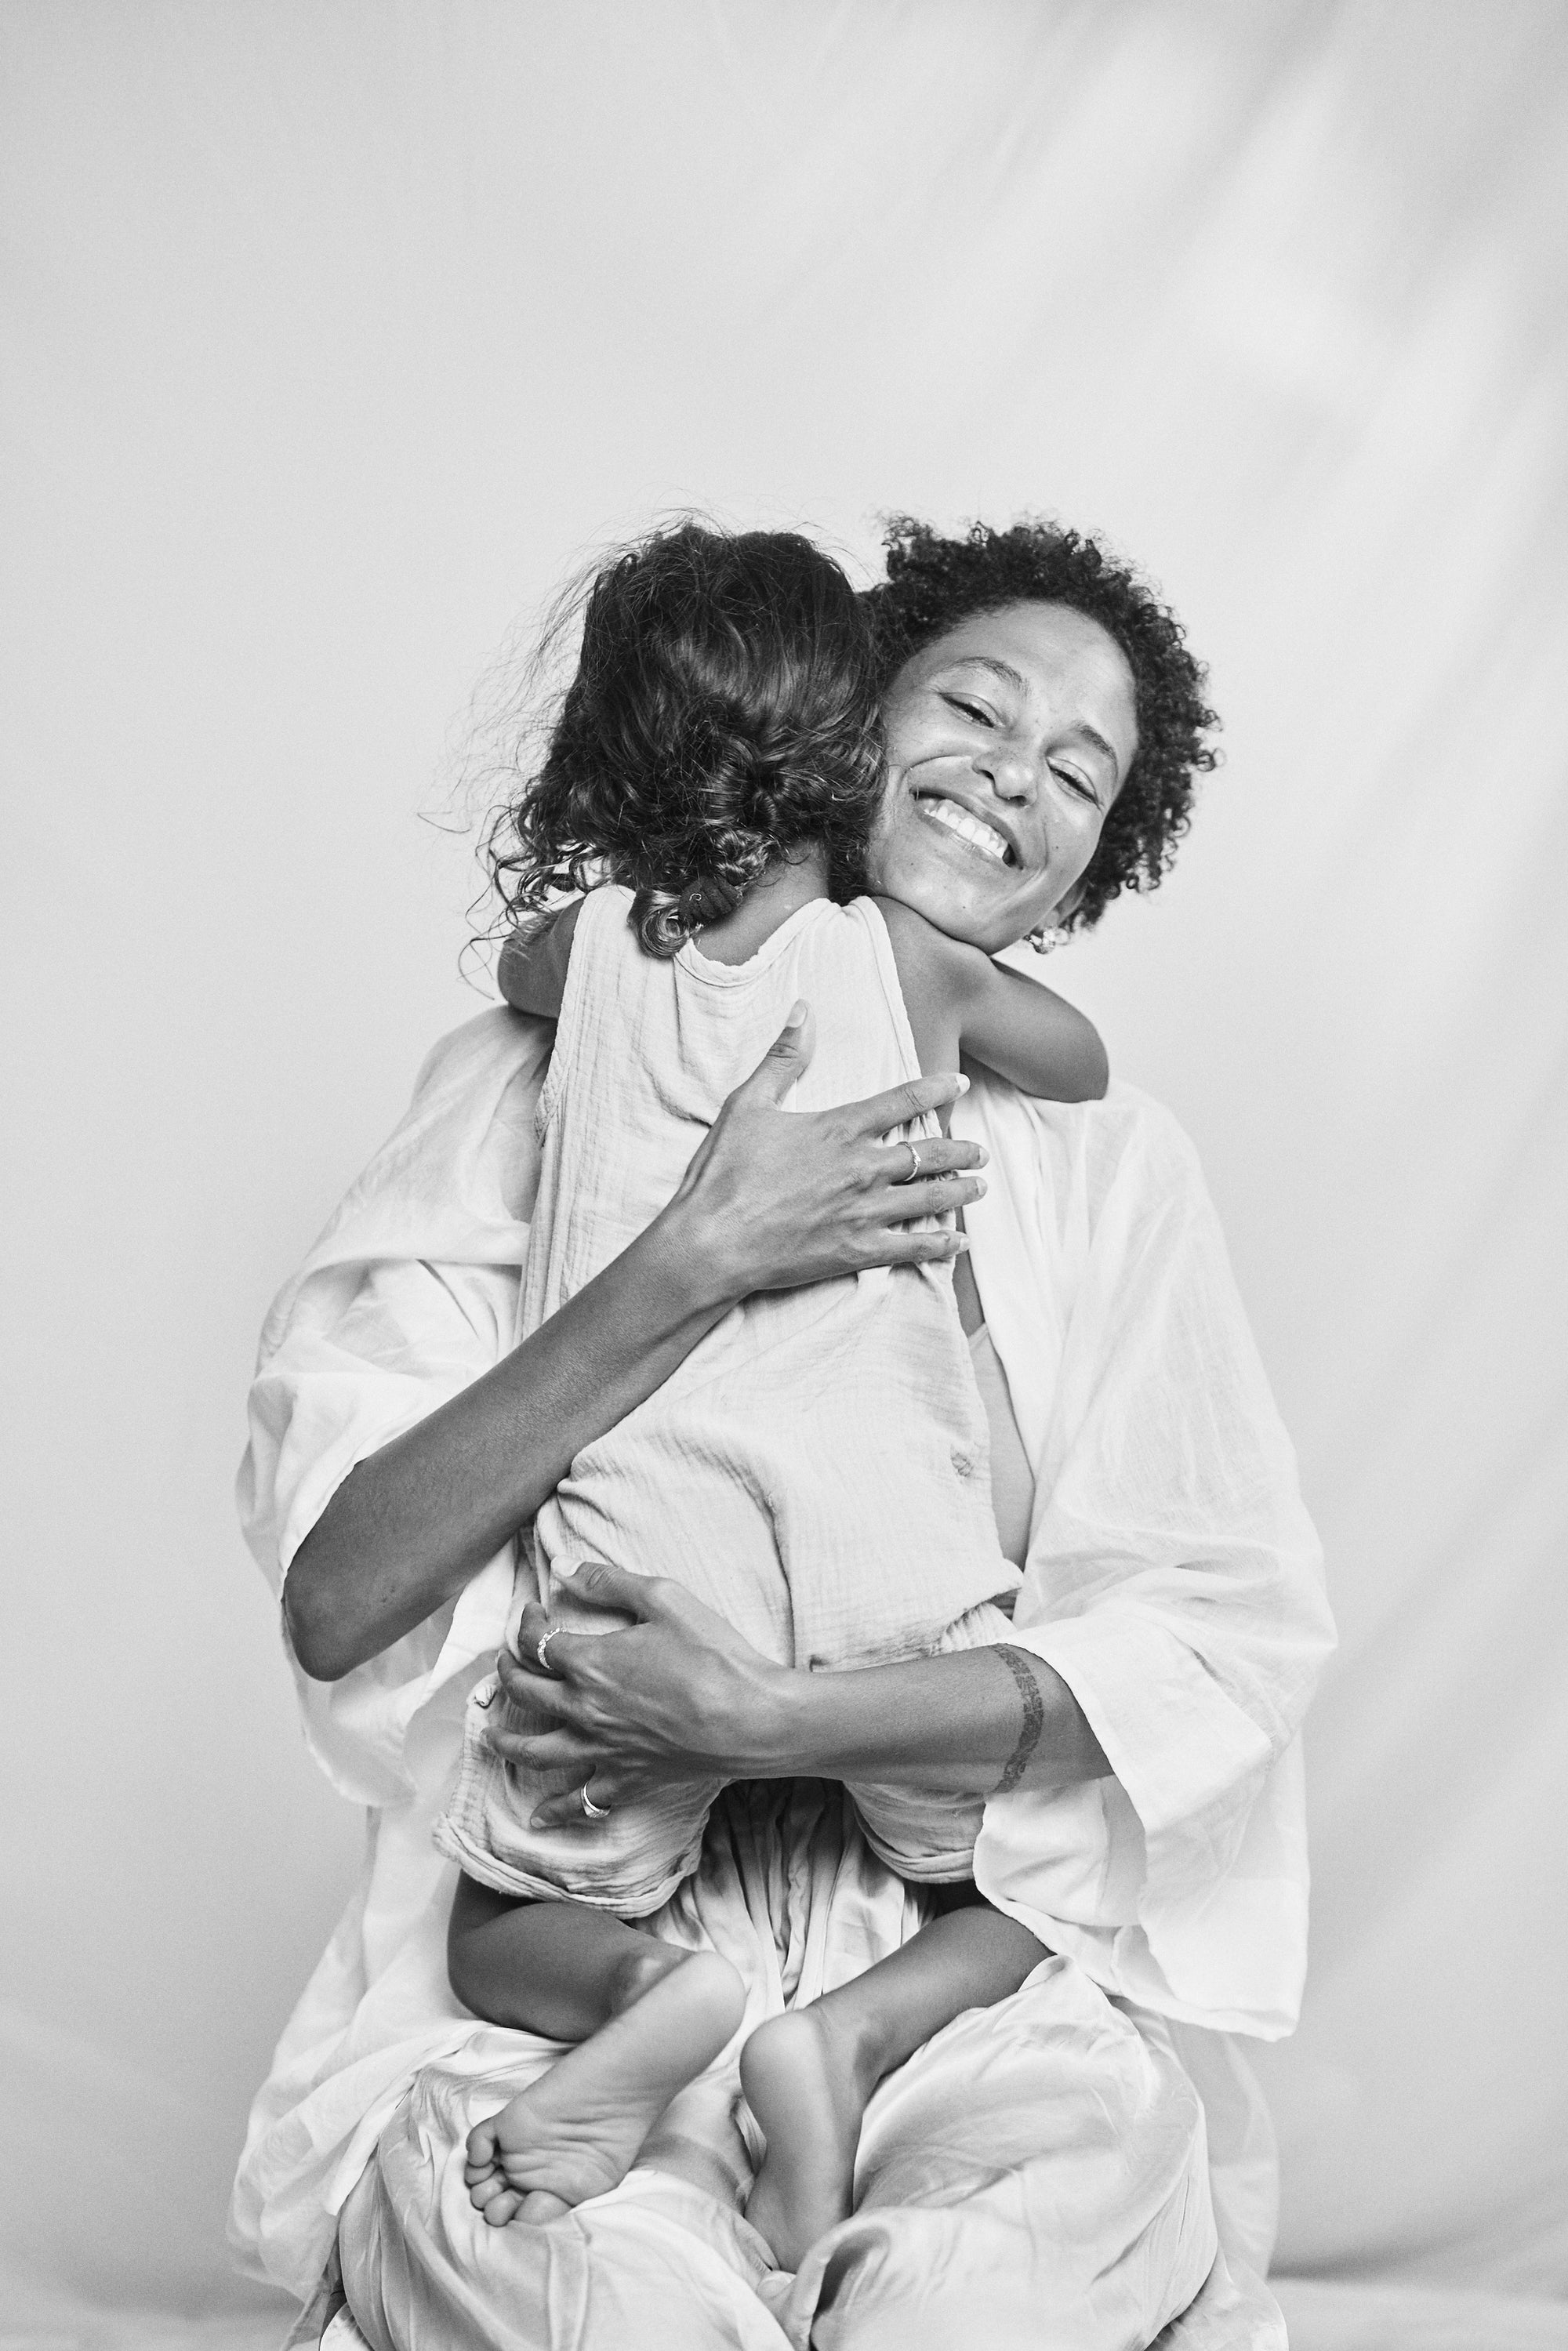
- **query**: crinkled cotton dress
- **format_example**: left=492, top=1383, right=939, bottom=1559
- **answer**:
left=438, top=887, right=1023, bottom=1912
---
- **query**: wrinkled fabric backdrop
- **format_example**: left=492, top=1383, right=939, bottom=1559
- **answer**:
left=4, top=2, right=1566, bottom=2342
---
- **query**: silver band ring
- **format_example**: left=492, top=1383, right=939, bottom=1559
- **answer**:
left=580, top=1784, right=610, bottom=1820
left=892, top=1138, right=923, bottom=1185
left=535, top=1627, right=562, bottom=1675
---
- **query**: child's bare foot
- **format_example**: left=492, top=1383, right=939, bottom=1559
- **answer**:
left=465, top=1947, right=745, bottom=2227
left=740, top=2005, right=879, bottom=2272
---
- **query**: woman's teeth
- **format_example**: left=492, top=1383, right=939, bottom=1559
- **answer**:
left=924, top=797, right=1013, bottom=865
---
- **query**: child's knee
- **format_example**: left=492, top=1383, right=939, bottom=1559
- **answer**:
left=445, top=1871, right=525, bottom=2008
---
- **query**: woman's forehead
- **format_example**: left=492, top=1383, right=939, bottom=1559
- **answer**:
left=899, top=602, right=1138, bottom=758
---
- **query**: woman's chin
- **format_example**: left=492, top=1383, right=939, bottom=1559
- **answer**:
left=870, top=813, right=1042, bottom=953
left=868, top=849, right=1017, bottom=956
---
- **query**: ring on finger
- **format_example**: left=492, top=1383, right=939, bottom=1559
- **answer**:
left=580, top=1783, right=610, bottom=1820
left=891, top=1137, right=924, bottom=1185
left=535, top=1626, right=561, bottom=1675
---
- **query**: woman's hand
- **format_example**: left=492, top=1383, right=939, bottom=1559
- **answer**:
left=486, top=1565, right=789, bottom=1827
left=486, top=1562, right=1112, bottom=1828
left=285, top=1005, right=987, bottom=1684
left=659, top=1001, right=987, bottom=1308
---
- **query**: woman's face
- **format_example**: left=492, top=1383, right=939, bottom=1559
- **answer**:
left=867, top=601, right=1138, bottom=954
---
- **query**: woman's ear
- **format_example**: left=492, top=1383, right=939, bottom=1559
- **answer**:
left=1022, top=884, right=1083, bottom=954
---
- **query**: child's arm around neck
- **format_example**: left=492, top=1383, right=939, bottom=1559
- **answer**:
left=875, top=896, right=1109, bottom=1103
left=496, top=898, right=586, bottom=1020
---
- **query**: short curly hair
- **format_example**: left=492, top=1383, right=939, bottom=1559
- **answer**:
left=484, top=524, right=882, bottom=956
left=863, top=518, right=1219, bottom=930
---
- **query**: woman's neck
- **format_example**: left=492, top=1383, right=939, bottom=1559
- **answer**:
left=691, top=846, right=830, bottom=967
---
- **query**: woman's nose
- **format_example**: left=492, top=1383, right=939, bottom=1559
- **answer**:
left=977, top=743, right=1037, bottom=801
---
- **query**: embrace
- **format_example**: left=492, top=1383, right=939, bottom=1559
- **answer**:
left=234, top=517, right=1334, bottom=2351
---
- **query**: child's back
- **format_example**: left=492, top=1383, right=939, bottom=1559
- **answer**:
left=437, top=880, right=1020, bottom=1912
left=528, top=882, right=1017, bottom=1668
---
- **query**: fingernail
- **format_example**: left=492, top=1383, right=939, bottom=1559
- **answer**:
left=974, top=1177, right=987, bottom=1195
left=955, top=1073, right=970, bottom=1094
left=976, top=1148, right=989, bottom=1165
left=785, top=999, right=807, bottom=1029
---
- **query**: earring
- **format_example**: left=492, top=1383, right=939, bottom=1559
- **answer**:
left=1025, top=924, right=1069, bottom=954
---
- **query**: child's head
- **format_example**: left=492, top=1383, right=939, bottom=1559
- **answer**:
left=503, top=524, right=882, bottom=955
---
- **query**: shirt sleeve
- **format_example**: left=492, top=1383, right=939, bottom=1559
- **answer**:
left=967, top=1083, right=1335, bottom=2036
left=237, top=1009, right=554, bottom=1805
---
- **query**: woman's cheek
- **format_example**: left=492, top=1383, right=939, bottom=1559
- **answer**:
left=1050, top=804, right=1105, bottom=894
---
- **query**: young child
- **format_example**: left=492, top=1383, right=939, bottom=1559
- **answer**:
left=436, top=524, right=1109, bottom=2267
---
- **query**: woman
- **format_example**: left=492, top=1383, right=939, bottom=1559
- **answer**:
left=235, top=521, right=1333, bottom=2351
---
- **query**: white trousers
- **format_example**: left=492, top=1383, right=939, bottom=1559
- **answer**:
left=337, top=1783, right=1278, bottom=2351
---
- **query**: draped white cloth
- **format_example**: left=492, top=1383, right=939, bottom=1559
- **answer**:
left=231, top=1009, right=1331, bottom=2345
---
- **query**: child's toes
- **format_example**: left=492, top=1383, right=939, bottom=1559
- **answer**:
left=466, top=2118, right=499, bottom=2168
left=517, top=2189, right=572, bottom=2225
left=467, top=2168, right=510, bottom=2214
left=481, top=2188, right=523, bottom=2226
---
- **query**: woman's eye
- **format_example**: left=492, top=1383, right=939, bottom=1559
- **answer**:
left=1054, top=767, right=1098, bottom=805
left=941, top=694, right=993, bottom=727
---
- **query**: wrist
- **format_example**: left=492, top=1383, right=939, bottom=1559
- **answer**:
left=646, top=1188, right=746, bottom=1319
left=717, top=1658, right=808, bottom=1777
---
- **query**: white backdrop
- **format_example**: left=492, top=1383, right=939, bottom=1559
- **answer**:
left=5, top=2, right=1566, bottom=2339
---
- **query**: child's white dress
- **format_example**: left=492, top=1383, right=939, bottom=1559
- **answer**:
left=435, top=884, right=1021, bottom=1912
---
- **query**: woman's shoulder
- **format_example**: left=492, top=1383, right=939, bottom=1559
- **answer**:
left=963, top=1065, right=1208, bottom=1224
left=291, top=1007, right=554, bottom=1281
left=409, top=1002, right=555, bottom=1107
left=968, top=1061, right=1199, bottom=1162
left=1089, top=1079, right=1204, bottom=1178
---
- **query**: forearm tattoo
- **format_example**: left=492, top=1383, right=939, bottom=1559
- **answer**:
left=993, top=1645, right=1047, bottom=1794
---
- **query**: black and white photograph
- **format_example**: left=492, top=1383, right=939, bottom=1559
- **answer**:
left=4, top=6, right=1565, bottom=2349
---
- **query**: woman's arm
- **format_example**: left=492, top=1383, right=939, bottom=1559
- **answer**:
left=485, top=1566, right=1111, bottom=1826
left=285, top=1014, right=988, bottom=1682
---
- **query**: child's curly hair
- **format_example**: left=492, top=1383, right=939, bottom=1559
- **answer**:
left=863, top=518, right=1219, bottom=930
left=485, top=524, right=883, bottom=956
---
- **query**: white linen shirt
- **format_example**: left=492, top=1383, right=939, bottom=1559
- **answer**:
left=230, top=1008, right=1333, bottom=2298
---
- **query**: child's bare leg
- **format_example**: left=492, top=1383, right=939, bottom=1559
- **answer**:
left=451, top=1874, right=745, bottom=2227
left=740, top=1888, right=1044, bottom=2269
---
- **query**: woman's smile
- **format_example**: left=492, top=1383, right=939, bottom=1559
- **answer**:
left=911, top=787, right=1021, bottom=868
left=868, top=601, right=1139, bottom=956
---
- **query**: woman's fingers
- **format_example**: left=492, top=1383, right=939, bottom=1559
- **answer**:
left=844, top=1071, right=972, bottom=1139
left=880, top=1173, right=986, bottom=1224
left=569, top=1560, right=670, bottom=1620
left=882, top=1224, right=970, bottom=1263
left=510, top=1605, right=559, bottom=1675
left=873, top=1132, right=985, bottom=1182
left=525, top=1767, right=650, bottom=1831
left=528, top=1789, right=600, bottom=1831
left=512, top=1569, right=667, bottom=1678
left=496, top=1642, right=568, bottom=1704
left=486, top=1725, right=589, bottom=1776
